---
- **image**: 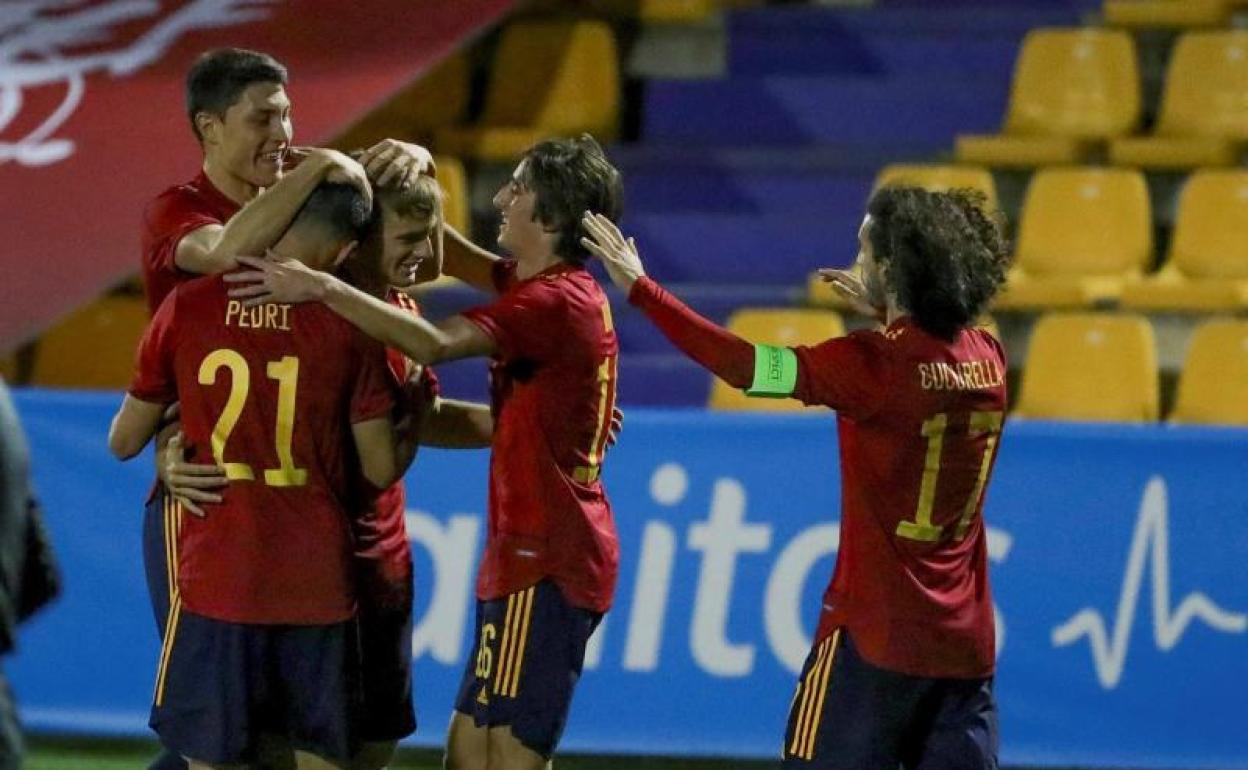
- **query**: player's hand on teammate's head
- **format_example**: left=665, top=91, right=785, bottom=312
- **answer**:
left=162, top=431, right=226, bottom=518
left=358, top=138, right=436, bottom=190
left=817, top=268, right=886, bottom=323
left=320, top=150, right=373, bottom=207
left=580, top=211, right=646, bottom=293
left=225, top=251, right=327, bottom=307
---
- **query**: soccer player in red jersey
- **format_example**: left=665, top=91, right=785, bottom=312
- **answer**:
left=111, top=182, right=402, bottom=770
left=337, top=173, right=498, bottom=770
left=581, top=187, right=1012, bottom=770
left=226, top=135, right=625, bottom=770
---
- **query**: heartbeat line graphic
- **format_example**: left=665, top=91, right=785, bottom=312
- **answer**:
left=1051, top=476, right=1247, bottom=689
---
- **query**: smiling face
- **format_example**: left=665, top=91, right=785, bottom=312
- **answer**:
left=492, top=160, right=556, bottom=261
left=198, top=82, right=292, bottom=189
left=378, top=205, right=438, bottom=288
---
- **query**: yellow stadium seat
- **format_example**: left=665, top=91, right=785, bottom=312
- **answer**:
left=433, top=155, right=469, bottom=234
left=873, top=164, right=1000, bottom=211
left=1104, top=0, right=1232, bottom=29
left=437, top=21, right=620, bottom=162
left=995, top=168, right=1151, bottom=310
left=591, top=0, right=718, bottom=22
left=1015, top=313, right=1158, bottom=422
left=956, top=29, right=1141, bottom=167
left=709, top=309, right=844, bottom=411
left=1170, top=319, right=1248, bottom=425
left=31, top=296, right=149, bottom=389
left=1121, top=170, right=1248, bottom=311
left=332, top=52, right=470, bottom=151
left=1110, top=32, right=1248, bottom=168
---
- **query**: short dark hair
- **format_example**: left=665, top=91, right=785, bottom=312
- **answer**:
left=519, top=134, right=624, bottom=265
left=291, top=182, right=373, bottom=245
left=866, top=187, right=1011, bottom=340
left=185, top=48, right=287, bottom=141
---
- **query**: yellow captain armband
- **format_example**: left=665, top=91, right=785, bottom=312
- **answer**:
left=745, top=344, right=798, bottom=398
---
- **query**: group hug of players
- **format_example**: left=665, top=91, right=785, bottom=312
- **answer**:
left=107, top=47, right=1015, bottom=770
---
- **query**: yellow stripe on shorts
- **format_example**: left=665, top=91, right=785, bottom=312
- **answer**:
left=491, top=586, right=535, bottom=698
left=789, top=629, right=841, bottom=760
left=153, top=592, right=183, bottom=707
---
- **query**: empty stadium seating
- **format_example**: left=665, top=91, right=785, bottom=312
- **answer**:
left=437, top=20, right=620, bottom=161
left=30, top=296, right=149, bottom=389
left=1109, top=32, right=1248, bottom=168
left=1121, top=170, right=1248, bottom=311
left=1014, top=313, right=1158, bottom=422
left=956, top=28, right=1141, bottom=167
left=1103, top=0, right=1233, bottom=29
left=872, top=164, right=999, bottom=210
left=995, top=168, right=1152, bottom=309
left=433, top=155, right=469, bottom=234
left=331, top=52, right=470, bottom=151
left=1169, top=319, right=1248, bottom=425
left=709, top=308, right=843, bottom=411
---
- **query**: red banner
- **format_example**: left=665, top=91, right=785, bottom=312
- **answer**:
left=0, top=0, right=516, bottom=350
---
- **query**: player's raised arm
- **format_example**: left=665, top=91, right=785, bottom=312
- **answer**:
left=225, top=256, right=496, bottom=365
left=176, top=149, right=371, bottom=275
left=441, top=224, right=503, bottom=293
left=580, top=212, right=763, bottom=393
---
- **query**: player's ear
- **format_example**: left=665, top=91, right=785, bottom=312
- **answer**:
left=332, top=240, right=358, bottom=269
left=195, top=112, right=219, bottom=146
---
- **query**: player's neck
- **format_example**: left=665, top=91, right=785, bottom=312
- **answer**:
left=201, top=158, right=260, bottom=206
left=513, top=250, right=562, bottom=281
left=345, top=265, right=389, bottom=299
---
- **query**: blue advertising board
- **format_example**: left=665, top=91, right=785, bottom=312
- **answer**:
left=8, top=389, right=1248, bottom=767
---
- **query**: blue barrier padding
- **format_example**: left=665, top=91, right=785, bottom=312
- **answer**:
left=8, top=390, right=1247, bottom=768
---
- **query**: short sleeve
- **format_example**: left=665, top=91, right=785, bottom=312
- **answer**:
left=350, top=335, right=397, bottom=424
left=460, top=277, right=564, bottom=362
left=792, top=331, right=891, bottom=420
left=143, top=190, right=218, bottom=276
left=128, top=292, right=178, bottom=404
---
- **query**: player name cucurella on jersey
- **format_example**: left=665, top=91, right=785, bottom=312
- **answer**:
left=225, top=299, right=293, bottom=331
left=917, top=359, right=1004, bottom=392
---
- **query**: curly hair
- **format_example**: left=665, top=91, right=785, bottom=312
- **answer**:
left=519, top=134, right=624, bottom=265
left=866, top=186, right=1011, bottom=340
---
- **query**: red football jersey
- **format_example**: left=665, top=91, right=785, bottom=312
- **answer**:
left=351, top=289, right=440, bottom=608
left=141, top=171, right=240, bottom=315
left=461, top=261, right=620, bottom=613
left=130, top=274, right=394, bottom=625
left=797, top=317, right=1007, bottom=679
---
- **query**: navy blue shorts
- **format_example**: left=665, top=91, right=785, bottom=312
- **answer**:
left=355, top=559, right=416, bottom=742
left=150, top=609, right=359, bottom=765
left=454, top=580, right=601, bottom=759
left=142, top=487, right=177, bottom=635
left=782, top=629, right=998, bottom=770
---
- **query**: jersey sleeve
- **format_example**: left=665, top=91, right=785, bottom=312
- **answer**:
left=792, top=331, right=891, bottom=420
left=460, top=277, right=564, bottom=362
left=128, top=291, right=179, bottom=404
left=350, top=335, right=397, bottom=424
left=143, top=189, right=218, bottom=276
